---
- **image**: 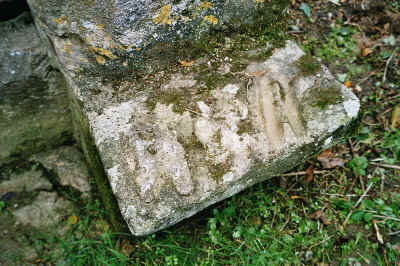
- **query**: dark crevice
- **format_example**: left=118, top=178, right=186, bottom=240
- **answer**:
left=0, top=0, right=30, bottom=22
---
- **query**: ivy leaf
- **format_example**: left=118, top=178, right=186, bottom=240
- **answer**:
left=300, top=3, right=312, bottom=20
left=351, top=211, right=365, bottom=222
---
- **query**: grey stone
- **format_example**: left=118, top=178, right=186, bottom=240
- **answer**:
left=0, top=169, right=52, bottom=193
left=0, top=13, right=72, bottom=165
left=25, top=0, right=288, bottom=99
left=12, top=191, right=72, bottom=228
left=30, top=146, right=91, bottom=193
left=0, top=238, right=37, bottom=266
left=73, top=41, right=359, bottom=236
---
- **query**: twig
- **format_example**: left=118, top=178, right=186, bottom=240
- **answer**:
left=383, top=48, right=397, bottom=84
left=342, top=182, right=374, bottom=227
left=384, top=248, right=389, bottom=266
left=348, top=138, right=355, bottom=156
left=274, top=170, right=330, bottom=177
left=370, top=162, right=400, bottom=170
left=372, top=215, right=400, bottom=222
left=372, top=219, right=384, bottom=244
left=389, top=230, right=400, bottom=236
left=308, top=235, right=334, bottom=249
left=327, top=0, right=340, bottom=6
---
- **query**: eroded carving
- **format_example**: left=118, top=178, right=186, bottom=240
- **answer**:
left=254, top=72, right=305, bottom=151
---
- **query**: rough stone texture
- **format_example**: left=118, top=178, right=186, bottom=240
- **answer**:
left=30, top=146, right=91, bottom=193
left=0, top=169, right=53, bottom=193
left=26, top=0, right=288, bottom=96
left=72, top=41, right=359, bottom=236
left=0, top=13, right=72, bottom=165
left=0, top=238, right=37, bottom=265
left=12, top=191, right=72, bottom=228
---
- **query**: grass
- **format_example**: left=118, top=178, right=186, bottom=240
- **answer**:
left=2, top=1, right=399, bottom=265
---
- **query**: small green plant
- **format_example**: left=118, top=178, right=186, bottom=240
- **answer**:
left=314, top=24, right=358, bottom=64
left=348, top=156, right=368, bottom=176
left=0, top=200, right=5, bottom=213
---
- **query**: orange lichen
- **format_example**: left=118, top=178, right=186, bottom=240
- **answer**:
left=153, top=5, right=173, bottom=25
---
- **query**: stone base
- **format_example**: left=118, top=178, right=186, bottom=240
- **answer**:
left=0, top=13, right=72, bottom=165
left=71, top=41, right=359, bottom=236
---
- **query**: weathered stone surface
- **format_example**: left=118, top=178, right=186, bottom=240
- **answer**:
left=26, top=0, right=288, bottom=96
left=0, top=13, right=73, bottom=165
left=0, top=169, right=53, bottom=193
left=71, top=41, right=359, bottom=236
left=30, top=146, right=91, bottom=193
left=0, top=238, right=37, bottom=265
left=13, top=191, right=72, bottom=228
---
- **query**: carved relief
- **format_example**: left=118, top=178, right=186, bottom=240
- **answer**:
left=254, top=72, right=305, bottom=151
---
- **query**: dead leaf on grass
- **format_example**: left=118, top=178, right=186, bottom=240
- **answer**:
left=391, top=105, right=400, bottom=128
left=362, top=47, right=373, bottom=57
left=306, top=165, right=314, bottom=183
left=67, top=215, right=78, bottom=225
left=317, top=150, right=345, bottom=169
left=120, top=239, right=135, bottom=257
left=309, top=210, right=330, bottom=225
left=179, top=60, right=194, bottom=67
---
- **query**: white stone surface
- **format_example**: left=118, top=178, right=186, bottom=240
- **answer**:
left=76, top=42, right=360, bottom=236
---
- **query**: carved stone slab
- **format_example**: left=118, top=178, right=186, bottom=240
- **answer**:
left=69, top=41, right=359, bottom=235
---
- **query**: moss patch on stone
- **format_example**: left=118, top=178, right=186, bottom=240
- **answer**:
left=308, top=83, right=344, bottom=109
left=294, top=54, right=322, bottom=76
left=69, top=94, right=128, bottom=233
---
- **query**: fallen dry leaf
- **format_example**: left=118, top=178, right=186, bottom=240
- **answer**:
left=306, top=165, right=314, bottom=183
left=317, top=150, right=345, bottom=169
left=120, top=239, right=135, bottom=257
left=391, top=105, right=400, bottom=128
left=67, top=215, right=78, bottom=225
left=344, top=81, right=352, bottom=88
left=179, top=60, right=194, bottom=67
left=362, top=47, right=373, bottom=57
left=309, top=210, right=330, bottom=225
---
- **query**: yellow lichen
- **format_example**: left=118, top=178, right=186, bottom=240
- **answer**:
left=90, top=46, right=117, bottom=59
left=255, top=0, right=265, bottom=3
left=97, top=24, right=104, bottom=30
left=118, top=44, right=126, bottom=50
left=122, top=61, right=128, bottom=67
left=64, top=42, right=72, bottom=55
left=80, top=57, right=89, bottom=63
left=204, top=15, right=218, bottom=25
left=96, top=55, right=106, bottom=64
left=199, top=1, right=212, bottom=10
left=153, top=5, right=173, bottom=25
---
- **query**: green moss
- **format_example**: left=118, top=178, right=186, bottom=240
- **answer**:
left=177, top=134, right=204, bottom=152
left=295, top=54, right=322, bottom=76
left=69, top=94, right=128, bottom=233
left=209, top=162, right=230, bottom=184
left=307, top=84, right=344, bottom=109
left=237, top=120, right=253, bottom=135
